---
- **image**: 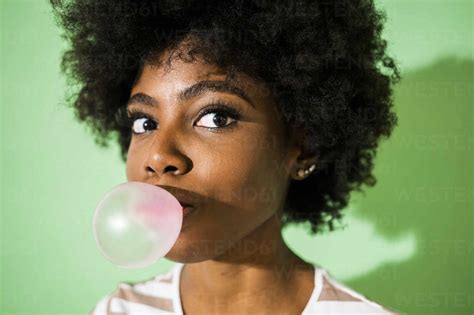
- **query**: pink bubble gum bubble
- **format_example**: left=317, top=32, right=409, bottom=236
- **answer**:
left=93, top=181, right=182, bottom=269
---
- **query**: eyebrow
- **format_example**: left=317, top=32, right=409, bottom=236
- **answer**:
left=127, top=80, right=256, bottom=109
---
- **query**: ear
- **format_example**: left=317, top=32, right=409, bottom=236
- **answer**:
left=286, top=127, right=319, bottom=181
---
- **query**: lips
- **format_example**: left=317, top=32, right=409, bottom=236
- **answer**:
left=177, top=200, right=195, bottom=218
left=181, top=206, right=194, bottom=218
left=178, top=201, right=192, bottom=208
left=152, top=184, right=200, bottom=210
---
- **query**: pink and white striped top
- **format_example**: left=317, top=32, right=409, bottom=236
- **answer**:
left=90, top=263, right=401, bottom=314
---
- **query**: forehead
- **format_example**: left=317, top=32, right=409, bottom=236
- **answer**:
left=131, top=54, right=275, bottom=110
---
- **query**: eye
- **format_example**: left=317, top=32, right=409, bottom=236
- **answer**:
left=196, top=112, right=235, bottom=129
left=124, top=110, right=157, bottom=135
left=195, top=103, right=243, bottom=131
left=132, top=117, right=157, bottom=134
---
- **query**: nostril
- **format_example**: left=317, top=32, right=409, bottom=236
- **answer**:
left=164, top=165, right=178, bottom=173
left=145, top=165, right=180, bottom=175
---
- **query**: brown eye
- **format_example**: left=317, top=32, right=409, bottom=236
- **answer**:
left=196, top=111, right=236, bottom=129
left=131, top=117, right=157, bottom=134
left=195, top=103, right=243, bottom=131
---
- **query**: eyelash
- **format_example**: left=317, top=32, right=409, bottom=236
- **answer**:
left=119, top=101, right=244, bottom=135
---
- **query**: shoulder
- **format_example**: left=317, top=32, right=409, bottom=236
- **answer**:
left=88, top=265, right=180, bottom=315
left=304, top=267, right=402, bottom=315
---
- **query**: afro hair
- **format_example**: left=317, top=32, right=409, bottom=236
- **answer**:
left=50, top=0, right=401, bottom=235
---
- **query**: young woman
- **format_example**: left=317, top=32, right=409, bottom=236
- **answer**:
left=51, top=0, right=402, bottom=314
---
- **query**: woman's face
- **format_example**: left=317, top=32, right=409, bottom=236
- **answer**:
left=126, top=50, right=303, bottom=263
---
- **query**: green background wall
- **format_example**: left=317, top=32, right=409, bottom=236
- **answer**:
left=1, top=0, right=472, bottom=314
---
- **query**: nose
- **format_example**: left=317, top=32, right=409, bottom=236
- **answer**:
left=142, top=130, right=191, bottom=178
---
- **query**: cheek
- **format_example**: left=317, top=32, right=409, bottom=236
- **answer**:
left=204, top=132, right=287, bottom=217
left=125, top=143, right=142, bottom=182
left=125, top=161, right=134, bottom=182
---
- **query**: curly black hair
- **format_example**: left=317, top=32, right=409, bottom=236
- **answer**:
left=50, top=0, right=400, bottom=235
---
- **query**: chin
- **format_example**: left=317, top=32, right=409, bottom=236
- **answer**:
left=164, top=237, right=219, bottom=263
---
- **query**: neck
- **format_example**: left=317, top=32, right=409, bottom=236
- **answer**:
left=180, top=212, right=313, bottom=314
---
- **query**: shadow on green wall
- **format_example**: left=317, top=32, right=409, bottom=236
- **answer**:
left=347, top=56, right=473, bottom=314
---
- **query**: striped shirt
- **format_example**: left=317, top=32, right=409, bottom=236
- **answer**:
left=90, top=262, right=401, bottom=314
